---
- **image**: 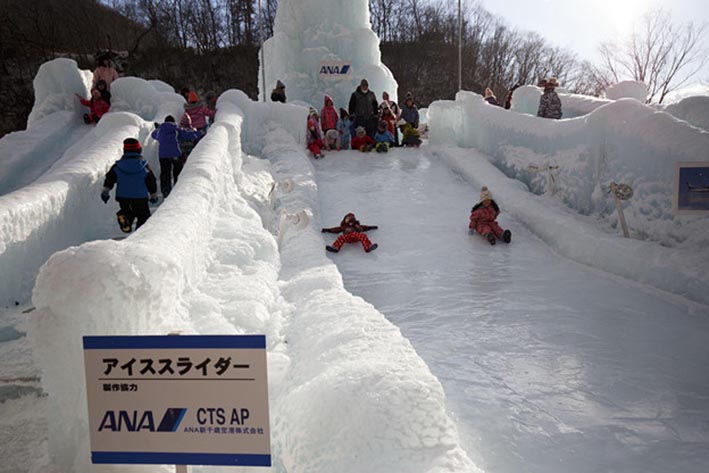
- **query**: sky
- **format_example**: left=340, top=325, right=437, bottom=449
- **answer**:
left=478, top=0, right=709, bottom=83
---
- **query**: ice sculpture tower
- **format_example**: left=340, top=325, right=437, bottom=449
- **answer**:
left=259, top=0, right=398, bottom=109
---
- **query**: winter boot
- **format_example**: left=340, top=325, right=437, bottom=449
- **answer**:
left=326, top=245, right=339, bottom=253
left=502, top=229, right=512, bottom=244
left=117, top=214, right=132, bottom=233
left=486, top=233, right=496, bottom=245
left=83, top=113, right=91, bottom=124
left=365, top=243, right=378, bottom=253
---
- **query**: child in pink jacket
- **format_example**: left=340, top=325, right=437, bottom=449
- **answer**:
left=180, top=91, right=216, bottom=132
left=469, top=187, right=511, bottom=245
left=320, top=95, right=339, bottom=133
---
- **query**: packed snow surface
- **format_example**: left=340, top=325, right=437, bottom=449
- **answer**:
left=260, top=0, right=398, bottom=108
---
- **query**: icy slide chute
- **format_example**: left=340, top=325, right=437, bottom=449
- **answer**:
left=28, top=90, right=481, bottom=471
left=0, top=60, right=185, bottom=307
left=260, top=0, right=398, bottom=108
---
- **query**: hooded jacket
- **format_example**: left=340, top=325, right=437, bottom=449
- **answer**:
left=103, top=153, right=158, bottom=199
left=181, top=101, right=216, bottom=130
left=320, top=95, right=339, bottom=131
left=151, top=122, right=201, bottom=158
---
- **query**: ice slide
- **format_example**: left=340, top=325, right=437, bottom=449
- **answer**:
left=314, top=148, right=709, bottom=473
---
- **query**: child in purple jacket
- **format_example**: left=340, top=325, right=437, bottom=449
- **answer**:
left=151, top=115, right=201, bottom=198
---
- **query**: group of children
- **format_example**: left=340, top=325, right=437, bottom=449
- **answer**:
left=306, top=90, right=422, bottom=160
left=100, top=87, right=216, bottom=234
left=322, top=186, right=512, bottom=255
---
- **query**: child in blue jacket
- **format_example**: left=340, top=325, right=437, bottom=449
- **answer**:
left=101, top=138, right=158, bottom=233
left=374, top=120, right=395, bottom=153
left=151, top=115, right=201, bottom=198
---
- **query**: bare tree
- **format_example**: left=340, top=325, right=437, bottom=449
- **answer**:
left=598, top=9, right=707, bottom=103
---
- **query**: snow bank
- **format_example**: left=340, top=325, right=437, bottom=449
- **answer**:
left=111, top=77, right=185, bottom=123
left=662, top=96, right=709, bottom=131
left=265, top=125, right=481, bottom=473
left=28, top=92, right=480, bottom=472
left=434, top=146, right=709, bottom=307
left=662, top=82, right=709, bottom=104
left=430, top=91, right=709, bottom=250
left=604, top=81, right=648, bottom=102
left=27, top=58, right=93, bottom=127
left=510, top=85, right=610, bottom=118
left=219, top=89, right=307, bottom=155
left=261, top=0, right=398, bottom=109
left=428, top=92, right=709, bottom=304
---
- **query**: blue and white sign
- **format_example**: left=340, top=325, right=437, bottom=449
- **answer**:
left=83, top=335, right=271, bottom=467
left=319, top=61, right=352, bottom=80
left=674, top=161, right=709, bottom=214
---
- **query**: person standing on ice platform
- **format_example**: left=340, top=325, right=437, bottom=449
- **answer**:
left=469, top=187, right=512, bottom=246
left=349, top=79, right=378, bottom=138
left=271, top=80, right=287, bottom=103
left=537, top=77, right=563, bottom=119
left=322, top=212, right=379, bottom=253
left=101, top=138, right=158, bottom=233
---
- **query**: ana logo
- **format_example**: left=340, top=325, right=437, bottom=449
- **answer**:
left=98, top=407, right=187, bottom=432
left=320, top=64, right=351, bottom=75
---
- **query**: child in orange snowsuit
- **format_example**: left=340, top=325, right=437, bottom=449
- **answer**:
left=322, top=212, right=379, bottom=253
left=469, top=187, right=512, bottom=245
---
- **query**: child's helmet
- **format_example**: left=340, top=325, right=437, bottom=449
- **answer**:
left=355, top=126, right=366, bottom=136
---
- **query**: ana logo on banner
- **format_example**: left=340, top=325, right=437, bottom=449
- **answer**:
left=320, top=61, right=352, bottom=80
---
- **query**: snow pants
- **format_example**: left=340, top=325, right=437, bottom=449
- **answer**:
left=116, top=198, right=151, bottom=230
left=159, top=157, right=184, bottom=198
left=308, top=139, right=324, bottom=157
left=474, top=221, right=504, bottom=239
left=331, top=232, right=373, bottom=251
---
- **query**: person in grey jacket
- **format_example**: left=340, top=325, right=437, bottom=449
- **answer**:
left=537, top=77, right=562, bottom=119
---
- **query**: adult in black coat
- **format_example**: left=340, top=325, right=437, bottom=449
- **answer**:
left=348, top=79, right=378, bottom=138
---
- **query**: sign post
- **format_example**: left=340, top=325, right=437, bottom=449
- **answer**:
left=83, top=335, right=271, bottom=468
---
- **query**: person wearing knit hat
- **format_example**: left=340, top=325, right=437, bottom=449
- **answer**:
left=271, top=80, right=286, bottom=103
left=348, top=78, right=378, bottom=138
left=101, top=138, right=159, bottom=233
left=151, top=115, right=201, bottom=198
left=400, top=92, right=419, bottom=129
left=537, top=77, right=563, bottom=119
left=351, top=125, right=375, bottom=152
left=180, top=90, right=216, bottom=133
left=469, top=186, right=512, bottom=245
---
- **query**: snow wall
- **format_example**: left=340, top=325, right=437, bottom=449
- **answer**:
left=511, top=85, right=611, bottom=119
left=0, top=60, right=185, bottom=307
left=260, top=0, right=398, bottom=109
left=428, top=91, right=709, bottom=305
left=28, top=92, right=479, bottom=471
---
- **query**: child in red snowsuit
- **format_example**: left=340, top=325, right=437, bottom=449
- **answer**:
left=75, top=89, right=110, bottom=124
left=351, top=126, right=375, bottom=152
left=469, top=187, right=512, bottom=245
left=322, top=212, right=379, bottom=253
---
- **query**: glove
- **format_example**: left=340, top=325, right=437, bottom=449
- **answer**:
left=321, top=228, right=327, bottom=232
left=149, top=194, right=159, bottom=204
left=100, top=189, right=110, bottom=204
left=154, top=122, right=160, bottom=129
